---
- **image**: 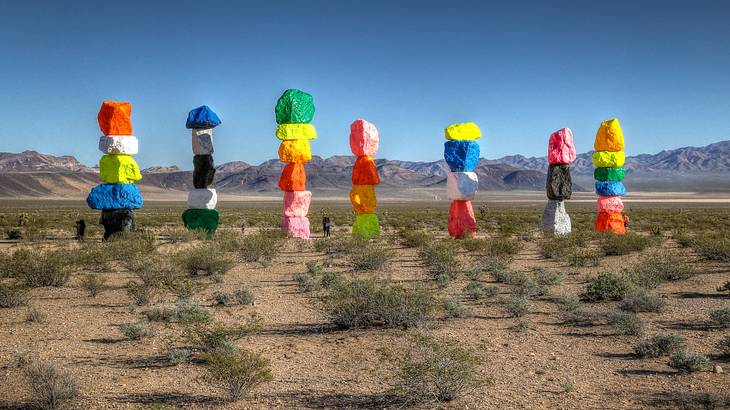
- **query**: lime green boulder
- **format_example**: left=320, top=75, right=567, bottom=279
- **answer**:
left=99, top=154, right=142, bottom=184
left=182, top=208, right=219, bottom=234
left=594, top=167, right=625, bottom=182
left=275, top=89, right=315, bottom=124
left=352, top=213, right=380, bottom=239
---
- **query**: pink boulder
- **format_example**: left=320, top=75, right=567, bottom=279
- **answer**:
left=281, top=216, right=310, bottom=239
left=283, top=190, right=312, bottom=217
left=350, top=119, right=379, bottom=157
left=548, top=128, right=576, bottom=165
left=448, top=200, right=477, bottom=239
left=596, top=196, right=624, bottom=213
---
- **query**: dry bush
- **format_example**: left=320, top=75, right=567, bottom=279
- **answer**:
left=399, top=229, right=431, bottom=248
left=463, top=281, right=499, bottom=300
left=565, top=248, right=602, bottom=267
left=419, top=241, right=459, bottom=284
left=555, top=293, right=581, bottom=313
left=1, top=248, right=69, bottom=287
left=504, top=296, right=529, bottom=317
left=183, top=317, right=262, bottom=352
left=313, top=236, right=366, bottom=255
left=719, top=336, right=730, bottom=357
left=26, top=307, right=46, bottom=323
left=692, top=233, right=730, bottom=262
left=322, top=279, right=437, bottom=329
left=217, top=230, right=283, bottom=266
left=669, top=351, right=709, bottom=373
left=175, top=245, right=235, bottom=277
left=621, top=288, right=666, bottom=313
left=203, top=348, right=272, bottom=401
left=626, top=249, right=695, bottom=288
left=23, top=361, right=78, bottom=410
left=389, top=333, right=486, bottom=404
left=599, top=233, right=656, bottom=256
left=106, top=231, right=157, bottom=260
left=0, top=282, right=30, bottom=308
left=119, top=321, right=153, bottom=340
left=634, top=334, right=686, bottom=358
left=442, top=296, right=474, bottom=318
left=538, top=233, right=589, bottom=259
left=608, top=311, right=645, bottom=336
left=348, top=243, right=394, bottom=272
left=583, top=272, right=635, bottom=302
left=710, top=306, right=730, bottom=328
left=144, top=302, right=211, bottom=325
left=78, top=274, right=107, bottom=298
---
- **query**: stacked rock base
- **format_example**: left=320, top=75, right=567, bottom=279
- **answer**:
left=349, top=119, right=381, bottom=239
left=183, top=106, right=221, bottom=235
left=593, top=119, right=626, bottom=235
left=276, top=89, right=315, bottom=239
left=541, top=200, right=571, bottom=235
left=87, top=101, right=143, bottom=240
left=444, top=123, right=481, bottom=239
left=542, top=128, right=576, bottom=235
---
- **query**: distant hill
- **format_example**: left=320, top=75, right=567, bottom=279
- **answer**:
left=1, top=140, right=729, bottom=197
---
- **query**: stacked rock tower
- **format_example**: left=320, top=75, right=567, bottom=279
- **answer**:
left=182, top=105, right=221, bottom=235
left=349, top=119, right=381, bottom=239
left=593, top=118, right=627, bottom=234
left=275, top=89, right=316, bottom=239
left=443, top=123, right=481, bottom=239
left=541, top=128, right=576, bottom=235
left=87, top=101, right=143, bottom=240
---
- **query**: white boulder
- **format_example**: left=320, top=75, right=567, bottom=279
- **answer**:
left=446, top=172, right=478, bottom=200
left=98, top=135, right=138, bottom=155
left=541, top=199, right=571, bottom=235
left=187, top=188, right=217, bottom=209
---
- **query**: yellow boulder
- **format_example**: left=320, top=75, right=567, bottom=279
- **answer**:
left=592, top=151, right=625, bottom=168
left=445, top=122, right=481, bottom=141
left=99, top=154, right=141, bottom=184
left=278, top=140, right=312, bottom=163
left=275, top=123, right=317, bottom=141
left=594, top=118, right=624, bottom=151
left=349, top=184, right=376, bottom=214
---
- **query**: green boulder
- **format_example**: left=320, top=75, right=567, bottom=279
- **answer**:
left=594, top=167, right=625, bottom=182
left=182, top=208, right=219, bottom=234
left=275, top=89, right=315, bottom=124
left=352, top=213, right=380, bottom=239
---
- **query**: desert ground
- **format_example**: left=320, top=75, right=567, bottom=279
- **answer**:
left=1, top=196, right=729, bottom=409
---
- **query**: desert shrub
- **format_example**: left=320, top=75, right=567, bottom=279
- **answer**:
left=320, top=271, right=344, bottom=289
left=692, top=234, right=730, bottom=262
left=634, top=334, right=686, bottom=358
left=717, top=280, right=730, bottom=294
left=2, top=249, right=69, bottom=287
left=234, top=288, right=255, bottom=305
left=183, top=318, right=262, bottom=352
left=294, top=270, right=319, bottom=293
left=119, top=321, right=153, bottom=340
left=484, top=237, right=521, bottom=257
left=78, top=274, right=107, bottom=298
left=669, top=351, right=709, bottom=373
left=459, top=238, right=488, bottom=252
left=559, top=310, right=606, bottom=326
left=565, top=248, right=601, bottom=267
left=512, top=277, right=547, bottom=298
left=348, top=243, right=394, bottom=272
left=70, top=242, right=113, bottom=272
left=561, top=380, right=575, bottom=394
left=390, top=334, right=485, bottom=404
left=219, top=230, right=283, bottom=266
left=512, top=319, right=532, bottom=332
left=555, top=293, right=581, bottom=313
left=313, top=236, right=365, bottom=255
left=23, top=361, right=78, bottom=410
left=167, top=348, right=192, bottom=365
left=26, top=307, right=46, bottom=323
left=212, top=291, right=233, bottom=306
left=538, top=234, right=588, bottom=259
left=504, top=296, right=529, bottom=317
left=399, top=229, right=431, bottom=248
left=143, top=306, right=178, bottom=322
left=176, top=246, right=235, bottom=277
left=583, top=272, right=635, bottom=302
left=710, top=306, right=730, bottom=328
left=609, top=312, right=645, bottom=336
left=322, top=279, right=437, bottom=329
left=203, top=348, right=272, bottom=401
left=626, top=249, right=695, bottom=288
left=442, top=296, right=474, bottom=318
left=106, top=231, right=157, bottom=260
left=126, top=280, right=155, bottom=306
left=145, top=303, right=211, bottom=325
left=167, top=276, right=207, bottom=301
left=535, top=269, right=563, bottom=287
left=621, top=289, right=666, bottom=313
left=463, top=282, right=498, bottom=300
left=0, top=282, right=30, bottom=308
left=719, top=336, right=730, bottom=357
left=419, top=242, right=459, bottom=283
left=599, top=233, right=654, bottom=256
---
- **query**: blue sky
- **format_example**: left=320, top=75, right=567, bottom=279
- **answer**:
left=0, top=0, right=729, bottom=168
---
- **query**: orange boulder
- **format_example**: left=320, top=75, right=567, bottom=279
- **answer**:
left=278, top=163, right=306, bottom=191
left=349, top=184, right=377, bottom=214
left=595, top=211, right=626, bottom=234
left=352, top=156, right=380, bottom=185
left=98, top=101, right=132, bottom=136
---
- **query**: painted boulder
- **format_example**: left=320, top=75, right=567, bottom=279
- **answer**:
left=182, top=208, right=219, bottom=233
left=278, top=163, right=307, bottom=191
left=278, top=140, right=312, bottom=163
left=192, top=129, right=214, bottom=155
left=594, top=167, right=625, bottom=182
left=87, top=183, right=143, bottom=210
left=349, top=119, right=379, bottom=157
left=352, top=213, right=380, bottom=239
left=444, top=140, right=480, bottom=172
left=594, top=118, right=624, bottom=152
left=448, top=200, right=477, bottom=239
left=100, top=209, right=135, bottom=240
left=592, top=151, right=625, bottom=168
left=595, top=181, right=626, bottom=196
left=98, top=135, right=138, bottom=155
left=276, top=123, right=317, bottom=140
left=548, top=128, right=576, bottom=165
left=283, top=190, right=312, bottom=217
left=595, top=211, right=626, bottom=234
left=99, top=154, right=142, bottom=184
left=193, top=154, right=216, bottom=189
left=446, top=172, right=478, bottom=200
left=444, top=122, right=481, bottom=141
left=349, top=184, right=377, bottom=214
left=187, top=188, right=217, bottom=209
left=596, top=196, right=624, bottom=213
left=275, top=89, right=315, bottom=124
left=186, top=105, right=221, bottom=129
left=98, top=101, right=132, bottom=136
left=541, top=199, right=571, bottom=235
left=546, top=164, right=572, bottom=200
left=282, top=216, right=310, bottom=239
left=352, top=156, right=380, bottom=185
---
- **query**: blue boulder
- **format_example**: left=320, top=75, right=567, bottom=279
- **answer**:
left=444, top=141, right=480, bottom=172
left=186, top=105, right=221, bottom=129
left=87, top=184, right=144, bottom=210
left=595, top=181, right=626, bottom=196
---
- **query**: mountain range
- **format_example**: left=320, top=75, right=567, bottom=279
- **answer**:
left=1, top=140, right=729, bottom=198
